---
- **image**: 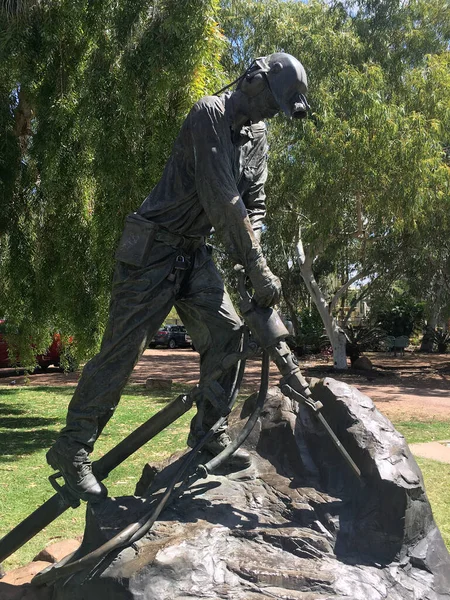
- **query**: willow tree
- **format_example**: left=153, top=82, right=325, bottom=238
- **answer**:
left=221, top=0, right=450, bottom=368
left=0, top=0, right=224, bottom=365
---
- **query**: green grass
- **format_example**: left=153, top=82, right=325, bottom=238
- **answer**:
left=416, top=457, right=450, bottom=549
left=0, top=386, right=449, bottom=571
left=0, top=384, right=194, bottom=570
left=394, top=420, right=450, bottom=444
left=394, top=419, right=450, bottom=549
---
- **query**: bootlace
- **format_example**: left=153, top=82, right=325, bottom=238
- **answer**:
left=73, top=455, right=94, bottom=482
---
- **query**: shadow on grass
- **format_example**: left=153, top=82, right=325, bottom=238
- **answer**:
left=0, top=386, right=73, bottom=396
left=0, top=383, right=189, bottom=399
left=0, top=399, right=60, bottom=460
left=0, top=384, right=189, bottom=461
left=0, top=415, right=59, bottom=428
left=0, top=405, right=23, bottom=415
left=122, top=382, right=189, bottom=399
left=0, top=399, right=59, bottom=426
left=0, top=428, right=58, bottom=460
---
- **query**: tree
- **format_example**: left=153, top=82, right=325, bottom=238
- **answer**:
left=221, top=0, right=450, bottom=368
left=372, top=285, right=425, bottom=338
left=401, top=52, right=450, bottom=332
left=0, top=0, right=224, bottom=365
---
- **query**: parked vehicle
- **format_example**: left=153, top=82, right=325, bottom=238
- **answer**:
left=185, top=333, right=197, bottom=351
left=150, top=325, right=190, bottom=349
left=0, top=319, right=63, bottom=370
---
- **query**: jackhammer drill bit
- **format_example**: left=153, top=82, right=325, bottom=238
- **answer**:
left=237, top=269, right=361, bottom=479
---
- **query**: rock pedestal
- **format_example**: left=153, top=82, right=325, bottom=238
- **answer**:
left=45, top=378, right=450, bottom=599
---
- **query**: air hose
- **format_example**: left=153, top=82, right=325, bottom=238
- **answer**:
left=33, top=334, right=271, bottom=587
left=198, top=349, right=270, bottom=476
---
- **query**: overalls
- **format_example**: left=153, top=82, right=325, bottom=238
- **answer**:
left=54, top=93, right=269, bottom=456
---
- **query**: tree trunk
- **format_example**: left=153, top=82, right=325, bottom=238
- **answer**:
left=420, top=324, right=435, bottom=353
left=14, top=87, right=33, bottom=154
left=283, top=293, right=301, bottom=338
left=296, top=241, right=348, bottom=370
left=331, top=329, right=348, bottom=369
left=420, top=285, right=443, bottom=352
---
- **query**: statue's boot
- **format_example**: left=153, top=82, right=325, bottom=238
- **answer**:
left=46, top=445, right=108, bottom=503
left=188, top=431, right=252, bottom=471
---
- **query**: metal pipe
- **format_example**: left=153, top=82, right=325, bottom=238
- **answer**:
left=93, top=394, right=193, bottom=480
left=0, top=494, right=71, bottom=565
left=315, top=412, right=361, bottom=479
left=0, top=394, right=194, bottom=564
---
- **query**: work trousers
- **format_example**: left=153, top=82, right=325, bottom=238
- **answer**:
left=56, top=241, right=242, bottom=456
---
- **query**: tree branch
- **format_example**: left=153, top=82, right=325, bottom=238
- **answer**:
left=330, top=267, right=373, bottom=313
left=342, top=280, right=375, bottom=326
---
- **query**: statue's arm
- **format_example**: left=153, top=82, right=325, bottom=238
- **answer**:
left=190, top=101, right=261, bottom=268
left=241, top=124, right=268, bottom=241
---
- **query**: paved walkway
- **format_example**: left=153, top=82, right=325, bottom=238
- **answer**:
left=409, top=441, right=450, bottom=464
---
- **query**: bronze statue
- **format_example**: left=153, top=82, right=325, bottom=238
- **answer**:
left=46, top=53, right=310, bottom=503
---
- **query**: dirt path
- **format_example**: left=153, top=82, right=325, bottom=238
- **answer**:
left=0, top=349, right=277, bottom=390
left=1, top=350, right=449, bottom=422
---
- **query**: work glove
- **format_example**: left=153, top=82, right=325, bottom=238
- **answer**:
left=247, top=253, right=282, bottom=308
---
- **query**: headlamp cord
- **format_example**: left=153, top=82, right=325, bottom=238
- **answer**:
left=213, top=57, right=270, bottom=96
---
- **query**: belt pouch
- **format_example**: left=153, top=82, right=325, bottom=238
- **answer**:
left=115, top=213, right=158, bottom=267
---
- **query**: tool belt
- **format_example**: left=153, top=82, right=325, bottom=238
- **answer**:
left=154, top=228, right=206, bottom=254
left=115, top=213, right=205, bottom=267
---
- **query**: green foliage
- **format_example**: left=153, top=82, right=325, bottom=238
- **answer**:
left=351, top=0, right=450, bottom=84
left=0, top=0, right=224, bottom=365
left=374, top=294, right=425, bottom=338
left=344, top=322, right=386, bottom=364
left=2, top=0, right=450, bottom=366
left=221, top=0, right=450, bottom=337
left=295, top=306, right=325, bottom=354
left=430, top=328, right=450, bottom=354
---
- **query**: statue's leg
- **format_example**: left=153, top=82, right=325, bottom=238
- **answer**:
left=175, top=248, right=251, bottom=467
left=47, top=243, right=181, bottom=500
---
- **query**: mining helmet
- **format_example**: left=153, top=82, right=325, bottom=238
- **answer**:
left=215, top=52, right=310, bottom=119
left=245, top=52, right=310, bottom=119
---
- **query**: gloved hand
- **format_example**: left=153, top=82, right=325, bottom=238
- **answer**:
left=247, top=254, right=282, bottom=308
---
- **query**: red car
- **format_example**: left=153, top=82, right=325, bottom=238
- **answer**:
left=0, top=319, right=63, bottom=370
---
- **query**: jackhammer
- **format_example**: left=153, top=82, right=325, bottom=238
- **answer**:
left=0, top=269, right=361, bottom=586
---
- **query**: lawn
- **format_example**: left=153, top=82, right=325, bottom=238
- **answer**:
left=0, top=385, right=449, bottom=571
left=0, top=384, right=195, bottom=571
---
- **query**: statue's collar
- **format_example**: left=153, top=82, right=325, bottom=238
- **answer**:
left=221, top=92, right=254, bottom=146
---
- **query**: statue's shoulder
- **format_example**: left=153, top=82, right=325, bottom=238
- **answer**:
left=191, top=95, right=225, bottom=118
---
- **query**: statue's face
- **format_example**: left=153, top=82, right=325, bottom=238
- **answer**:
left=246, top=86, right=280, bottom=123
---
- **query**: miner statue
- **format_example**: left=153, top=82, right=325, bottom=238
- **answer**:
left=46, top=53, right=310, bottom=503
